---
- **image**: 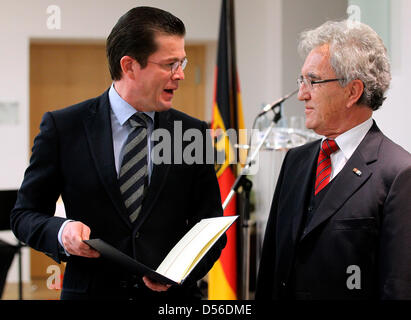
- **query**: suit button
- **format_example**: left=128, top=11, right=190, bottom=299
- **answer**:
left=308, top=206, right=314, bottom=213
left=281, top=281, right=286, bottom=287
left=135, top=232, right=140, bottom=238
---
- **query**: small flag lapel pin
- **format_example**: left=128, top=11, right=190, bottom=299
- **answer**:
left=353, top=168, right=362, bottom=176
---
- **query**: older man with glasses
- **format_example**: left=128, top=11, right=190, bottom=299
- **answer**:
left=257, top=20, right=411, bottom=300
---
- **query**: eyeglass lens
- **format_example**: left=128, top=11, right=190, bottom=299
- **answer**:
left=172, top=58, right=188, bottom=73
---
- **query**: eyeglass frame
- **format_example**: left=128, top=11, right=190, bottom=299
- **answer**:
left=297, top=75, right=344, bottom=90
left=147, top=57, right=188, bottom=75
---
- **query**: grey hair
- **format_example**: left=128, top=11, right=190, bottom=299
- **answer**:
left=298, top=20, right=391, bottom=111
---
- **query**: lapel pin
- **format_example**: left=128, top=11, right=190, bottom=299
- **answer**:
left=353, top=168, right=362, bottom=176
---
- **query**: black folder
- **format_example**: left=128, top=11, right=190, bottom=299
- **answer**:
left=84, top=239, right=177, bottom=285
left=84, top=216, right=237, bottom=286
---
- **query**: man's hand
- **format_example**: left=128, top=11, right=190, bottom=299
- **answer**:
left=61, top=221, right=100, bottom=258
left=142, top=276, right=172, bottom=292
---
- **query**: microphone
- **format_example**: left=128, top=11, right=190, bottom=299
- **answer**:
left=257, top=88, right=299, bottom=117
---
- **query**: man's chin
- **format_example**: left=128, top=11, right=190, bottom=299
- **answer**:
left=156, top=103, right=173, bottom=112
left=305, top=119, right=313, bottom=131
left=147, top=100, right=172, bottom=112
left=305, top=120, right=321, bottom=135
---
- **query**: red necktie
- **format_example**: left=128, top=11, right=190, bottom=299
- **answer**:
left=314, top=139, right=339, bottom=195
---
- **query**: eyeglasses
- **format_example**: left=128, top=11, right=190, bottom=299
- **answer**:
left=147, top=57, right=188, bottom=75
left=297, top=75, right=344, bottom=91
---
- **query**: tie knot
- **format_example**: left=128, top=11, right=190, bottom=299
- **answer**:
left=129, top=113, right=151, bottom=128
left=321, top=139, right=339, bottom=157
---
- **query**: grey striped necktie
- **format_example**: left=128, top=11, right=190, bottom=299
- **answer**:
left=119, top=113, right=151, bottom=223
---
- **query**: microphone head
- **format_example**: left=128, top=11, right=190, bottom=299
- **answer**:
left=258, top=88, right=299, bottom=117
left=270, top=88, right=299, bottom=108
left=262, top=103, right=272, bottom=113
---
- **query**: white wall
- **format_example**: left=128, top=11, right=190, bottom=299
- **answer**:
left=373, top=0, right=411, bottom=152
left=235, top=0, right=282, bottom=130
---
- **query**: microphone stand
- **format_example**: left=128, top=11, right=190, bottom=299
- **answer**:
left=222, top=100, right=284, bottom=300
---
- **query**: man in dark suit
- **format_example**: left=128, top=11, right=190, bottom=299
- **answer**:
left=11, top=6, right=225, bottom=300
left=256, top=20, right=411, bottom=299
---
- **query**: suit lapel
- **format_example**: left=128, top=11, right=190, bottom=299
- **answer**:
left=300, top=122, right=382, bottom=241
left=290, top=141, right=320, bottom=243
left=273, top=141, right=320, bottom=279
left=133, top=111, right=172, bottom=230
left=83, top=91, right=132, bottom=228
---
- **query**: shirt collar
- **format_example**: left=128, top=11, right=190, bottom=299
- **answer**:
left=328, top=117, right=373, bottom=160
left=108, top=83, right=155, bottom=125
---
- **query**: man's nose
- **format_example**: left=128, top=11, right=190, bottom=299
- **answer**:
left=172, top=66, right=185, bottom=81
left=297, top=85, right=310, bottom=101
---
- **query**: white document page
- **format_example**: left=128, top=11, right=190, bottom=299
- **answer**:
left=156, top=216, right=237, bottom=283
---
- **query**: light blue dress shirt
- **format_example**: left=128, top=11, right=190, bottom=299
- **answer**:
left=108, top=83, right=155, bottom=180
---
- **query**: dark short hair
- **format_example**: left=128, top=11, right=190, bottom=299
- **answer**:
left=106, top=6, right=186, bottom=80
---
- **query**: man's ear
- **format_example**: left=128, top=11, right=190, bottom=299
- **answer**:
left=346, top=79, right=364, bottom=108
left=119, top=56, right=138, bottom=80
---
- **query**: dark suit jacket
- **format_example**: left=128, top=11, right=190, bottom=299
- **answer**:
left=256, top=122, right=411, bottom=300
left=11, top=90, right=226, bottom=299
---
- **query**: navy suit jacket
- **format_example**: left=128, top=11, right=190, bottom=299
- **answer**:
left=256, top=122, right=411, bottom=299
left=11, top=90, right=225, bottom=299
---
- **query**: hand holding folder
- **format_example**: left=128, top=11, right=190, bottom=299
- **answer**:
left=84, top=215, right=238, bottom=285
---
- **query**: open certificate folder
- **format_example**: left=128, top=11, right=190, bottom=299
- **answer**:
left=84, top=215, right=238, bottom=285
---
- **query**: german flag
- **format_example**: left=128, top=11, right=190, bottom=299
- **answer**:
left=208, top=0, right=245, bottom=300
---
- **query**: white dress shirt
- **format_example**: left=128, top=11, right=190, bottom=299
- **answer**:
left=327, top=117, right=373, bottom=181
